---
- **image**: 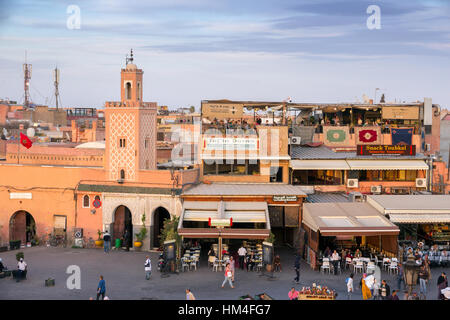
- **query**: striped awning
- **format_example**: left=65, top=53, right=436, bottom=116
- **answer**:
left=388, top=214, right=450, bottom=224
left=346, top=160, right=428, bottom=170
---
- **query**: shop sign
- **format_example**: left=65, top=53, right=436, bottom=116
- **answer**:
left=382, top=106, right=419, bottom=120
left=203, top=137, right=258, bottom=151
left=357, top=144, right=416, bottom=156
left=272, top=195, right=298, bottom=202
left=208, top=218, right=232, bottom=227
left=10, top=192, right=32, bottom=200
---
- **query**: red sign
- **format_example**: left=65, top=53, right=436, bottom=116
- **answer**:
left=357, top=144, right=416, bottom=156
left=93, top=199, right=102, bottom=208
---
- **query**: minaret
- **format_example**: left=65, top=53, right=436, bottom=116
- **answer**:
left=104, top=50, right=157, bottom=182
left=121, top=48, right=143, bottom=105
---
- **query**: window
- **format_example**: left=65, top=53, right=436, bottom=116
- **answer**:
left=145, top=138, right=150, bottom=149
left=125, top=82, right=131, bottom=100
left=120, top=169, right=125, bottom=180
left=82, top=195, right=90, bottom=208
left=270, top=167, right=283, bottom=182
left=203, top=160, right=260, bottom=175
left=119, top=138, right=126, bottom=148
left=137, top=82, right=141, bottom=101
left=145, top=160, right=149, bottom=169
left=94, top=195, right=100, bottom=201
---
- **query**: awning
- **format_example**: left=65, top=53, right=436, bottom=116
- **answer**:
left=182, top=201, right=268, bottom=223
left=346, top=160, right=428, bottom=170
left=303, top=202, right=399, bottom=236
left=388, top=214, right=450, bottom=224
left=290, top=159, right=350, bottom=170
left=201, top=154, right=291, bottom=160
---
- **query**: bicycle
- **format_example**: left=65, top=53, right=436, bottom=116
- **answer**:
left=49, top=234, right=67, bottom=248
left=82, top=236, right=96, bottom=249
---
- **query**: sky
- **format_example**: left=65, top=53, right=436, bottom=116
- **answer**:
left=0, top=0, right=449, bottom=110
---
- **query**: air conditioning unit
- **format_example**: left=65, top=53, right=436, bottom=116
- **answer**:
left=416, top=178, right=427, bottom=188
left=347, top=179, right=359, bottom=188
left=289, top=136, right=302, bottom=145
left=371, top=185, right=382, bottom=194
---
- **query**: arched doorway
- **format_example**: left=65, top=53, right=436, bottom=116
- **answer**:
left=113, top=205, right=133, bottom=248
left=10, top=211, right=36, bottom=244
left=153, top=207, right=170, bottom=249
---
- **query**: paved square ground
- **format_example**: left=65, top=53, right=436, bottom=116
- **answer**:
left=0, top=246, right=447, bottom=300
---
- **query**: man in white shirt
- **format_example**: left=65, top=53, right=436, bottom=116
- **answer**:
left=17, top=258, right=27, bottom=282
left=346, top=273, right=354, bottom=300
left=331, top=250, right=340, bottom=275
left=238, top=245, right=247, bottom=270
left=144, top=256, right=151, bottom=280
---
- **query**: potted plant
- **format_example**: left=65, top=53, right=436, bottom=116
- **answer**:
left=134, top=214, right=147, bottom=248
left=95, top=229, right=104, bottom=247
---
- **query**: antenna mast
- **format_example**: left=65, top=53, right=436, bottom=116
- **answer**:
left=54, top=66, right=60, bottom=109
left=23, top=51, right=32, bottom=108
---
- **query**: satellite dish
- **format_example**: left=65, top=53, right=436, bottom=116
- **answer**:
left=26, top=127, right=35, bottom=137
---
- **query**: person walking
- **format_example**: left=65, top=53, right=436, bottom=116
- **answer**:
left=221, top=263, right=234, bottom=289
left=293, top=254, right=300, bottom=284
left=372, top=278, right=380, bottom=300
left=288, top=287, right=299, bottom=300
left=238, top=245, right=247, bottom=270
left=17, top=257, right=27, bottom=282
left=144, top=256, right=152, bottom=280
left=361, top=274, right=372, bottom=300
left=186, top=288, right=196, bottom=300
left=331, top=250, right=340, bottom=275
left=123, top=229, right=130, bottom=252
left=380, top=280, right=390, bottom=300
left=229, top=256, right=236, bottom=282
left=346, top=273, right=354, bottom=300
left=397, top=263, right=405, bottom=291
left=437, top=272, right=448, bottom=300
left=96, top=275, right=106, bottom=300
left=103, top=230, right=111, bottom=253
left=419, top=265, right=428, bottom=297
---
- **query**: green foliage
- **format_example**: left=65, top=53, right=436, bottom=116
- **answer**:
left=135, top=214, right=148, bottom=242
left=265, top=232, right=276, bottom=244
left=189, top=106, right=195, bottom=113
left=16, top=251, right=24, bottom=261
left=97, top=229, right=103, bottom=240
left=159, top=216, right=181, bottom=249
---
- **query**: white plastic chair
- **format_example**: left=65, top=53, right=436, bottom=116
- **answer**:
left=321, top=261, right=331, bottom=274
left=181, top=258, right=190, bottom=272
left=212, top=259, right=219, bottom=272
left=345, top=257, right=352, bottom=270
left=382, top=258, right=390, bottom=271
left=354, top=261, right=364, bottom=273
left=190, top=257, right=197, bottom=271
left=389, top=261, right=398, bottom=274
left=366, top=261, right=376, bottom=273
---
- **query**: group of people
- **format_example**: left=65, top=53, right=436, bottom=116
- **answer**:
left=101, top=229, right=131, bottom=253
left=0, top=256, right=28, bottom=282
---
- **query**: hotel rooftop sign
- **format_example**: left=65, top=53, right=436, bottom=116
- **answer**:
left=357, top=144, right=416, bottom=156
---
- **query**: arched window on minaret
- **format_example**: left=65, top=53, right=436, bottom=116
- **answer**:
left=126, top=82, right=131, bottom=100
left=120, top=169, right=125, bottom=180
left=137, top=82, right=141, bottom=101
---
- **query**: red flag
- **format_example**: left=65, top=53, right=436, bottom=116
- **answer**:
left=20, top=133, right=33, bottom=149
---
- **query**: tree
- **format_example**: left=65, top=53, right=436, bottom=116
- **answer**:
left=380, top=93, right=385, bottom=103
left=189, top=106, right=195, bottom=113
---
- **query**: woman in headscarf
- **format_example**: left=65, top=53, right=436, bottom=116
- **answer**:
left=361, top=274, right=372, bottom=300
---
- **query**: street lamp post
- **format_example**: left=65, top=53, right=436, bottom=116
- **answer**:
left=403, top=254, right=420, bottom=296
